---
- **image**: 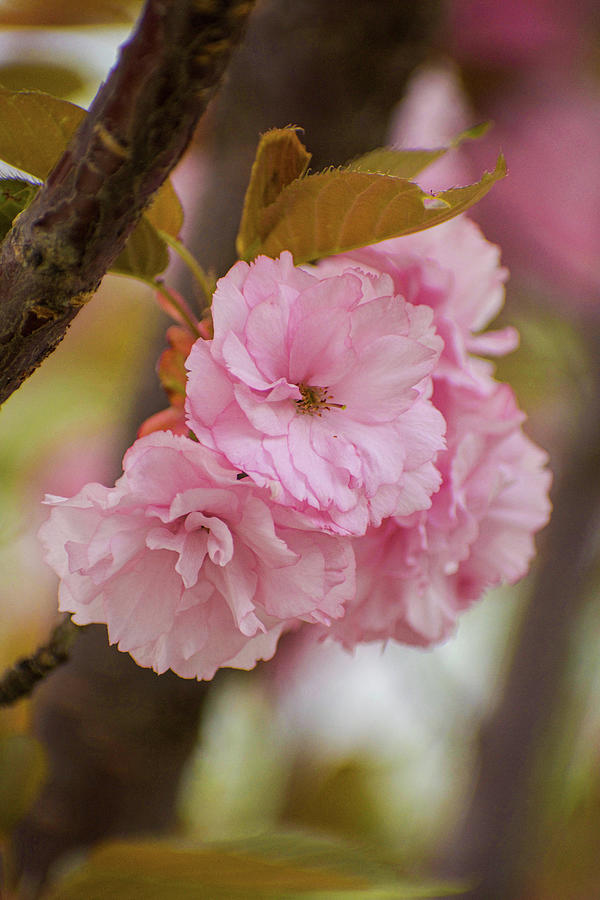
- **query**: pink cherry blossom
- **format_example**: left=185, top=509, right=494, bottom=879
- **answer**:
left=185, top=252, right=446, bottom=536
left=325, top=376, right=552, bottom=649
left=39, top=431, right=355, bottom=680
left=310, top=217, right=551, bottom=648
left=315, top=216, right=515, bottom=371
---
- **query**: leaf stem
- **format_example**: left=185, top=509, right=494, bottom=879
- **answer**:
left=157, top=229, right=215, bottom=308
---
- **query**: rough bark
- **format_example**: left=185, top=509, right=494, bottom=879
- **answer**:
left=0, top=0, right=256, bottom=406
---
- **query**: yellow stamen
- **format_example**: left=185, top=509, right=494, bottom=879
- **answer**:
left=295, top=383, right=346, bottom=416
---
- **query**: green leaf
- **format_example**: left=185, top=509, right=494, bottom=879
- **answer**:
left=45, top=834, right=466, bottom=899
left=326, top=123, right=493, bottom=181
left=0, top=62, right=85, bottom=99
left=0, top=0, right=141, bottom=26
left=236, top=127, right=312, bottom=260
left=0, top=89, right=85, bottom=180
left=245, top=155, right=506, bottom=265
left=145, top=178, right=184, bottom=240
left=346, top=148, right=446, bottom=179
left=0, top=733, right=47, bottom=836
left=0, top=177, right=39, bottom=241
left=110, top=216, right=170, bottom=280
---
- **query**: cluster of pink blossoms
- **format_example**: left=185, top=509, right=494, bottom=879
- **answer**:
left=39, top=217, right=552, bottom=680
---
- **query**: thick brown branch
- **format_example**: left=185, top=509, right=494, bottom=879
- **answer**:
left=0, top=0, right=255, bottom=406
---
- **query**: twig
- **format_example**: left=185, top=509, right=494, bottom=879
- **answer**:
left=0, top=618, right=79, bottom=707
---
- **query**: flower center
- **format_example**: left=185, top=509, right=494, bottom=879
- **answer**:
left=295, top=383, right=346, bottom=417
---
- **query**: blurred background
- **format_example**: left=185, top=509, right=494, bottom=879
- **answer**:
left=0, top=1, right=599, bottom=898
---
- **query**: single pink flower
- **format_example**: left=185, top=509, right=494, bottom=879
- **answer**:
left=325, top=377, right=552, bottom=649
left=185, top=252, right=446, bottom=536
left=39, top=431, right=355, bottom=680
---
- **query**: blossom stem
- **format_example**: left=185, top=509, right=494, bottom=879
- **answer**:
left=145, top=278, right=201, bottom=338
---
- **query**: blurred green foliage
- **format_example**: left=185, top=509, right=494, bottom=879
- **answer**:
left=44, top=834, right=465, bottom=899
left=0, top=61, right=84, bottom=96
left=0, top=0, right=141, bottom=27
left=0, top=733, right=46, bottom=836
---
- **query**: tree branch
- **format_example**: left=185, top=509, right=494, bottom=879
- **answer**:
left=0, top=0, right=256, bottom=406
left=0, top=617, right=79, bottom=707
